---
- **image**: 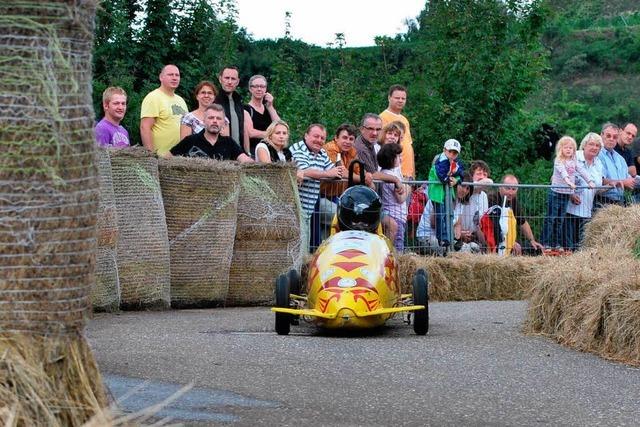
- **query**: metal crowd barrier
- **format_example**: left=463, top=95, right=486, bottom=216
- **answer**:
left=311, top=179, right=628, bottom=255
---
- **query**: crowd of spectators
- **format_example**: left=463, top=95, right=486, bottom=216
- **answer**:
left=95, top=64, right=640, bottom=255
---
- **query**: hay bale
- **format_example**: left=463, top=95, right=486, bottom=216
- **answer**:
left=524, top=248, right=630, bottom=339
left=227, top=239, right=303, bottom=306
left=92, top=148, right=120, bottom=312
left=159, top=157, right=241, bottom=307
left=583, top=204, right=640, bottom=251
left=235, top=163, right=302, bottom=240
left=110, top=147, right=171, bottom=310
left=397, top=253, right=548, bottom=301
left=601, top=287, right=640, bottom=365
left=0, top=1, right=107, bottom=423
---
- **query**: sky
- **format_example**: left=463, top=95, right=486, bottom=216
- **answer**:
left=234, top=1, right=426, bottom=48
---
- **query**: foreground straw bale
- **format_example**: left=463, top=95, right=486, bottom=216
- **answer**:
left=0, top=1, right=107, bottom=423
left=397, top=253, right=549, bottom=301
left=159, top=157, right=241, bottom=307
left=525, top=247, right=640, bottom=366
left=582, top=204, right=640, bottom=251
left=93, top=149, right=120, bottom=312
left=110, top=147, right=171, bottom=310
left=227, top=163, right=303, bottom=305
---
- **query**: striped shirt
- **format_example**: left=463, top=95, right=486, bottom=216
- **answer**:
left=566, top=150, right=603, bottom=218
left=598, top=148, right=630, bottom=201
left=290, top=140, right=334, bottom=214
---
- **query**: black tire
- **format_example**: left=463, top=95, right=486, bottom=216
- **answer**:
left=288, top=269, right=301, bottom=295
left=412, top=270, right=429, bottom=335
left=275, top=274, right=291, bottom=335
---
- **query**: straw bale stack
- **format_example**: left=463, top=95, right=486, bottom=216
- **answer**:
left=525, top=247, right=640, bottom=365
left=110, top=147, right=171, bottom=310
left=227, top=163, right=303, bottom=305
left=0, top=1, right=107, bottom=424
left=397, top=253, right=549, bottom=301
left=92, top=148, right=120, bottom=312
left=582, top=204, right=640, bottom=251
left=159, top=157, right=241, bottom=307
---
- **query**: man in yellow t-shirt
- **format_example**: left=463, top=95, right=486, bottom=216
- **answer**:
left=140, top=64, right=188, bottom=156
left=379, top=84, right=415, bottom=179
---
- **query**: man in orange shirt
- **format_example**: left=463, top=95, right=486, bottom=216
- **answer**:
left=319, top=123, right=361, bottom=238
left=380, top=84, right=415, bottom=179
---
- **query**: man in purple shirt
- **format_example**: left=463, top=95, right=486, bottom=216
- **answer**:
left=95, top=86, right=130, bottom=148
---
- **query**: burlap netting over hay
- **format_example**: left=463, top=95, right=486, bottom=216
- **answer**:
left=109, top=147, right=170, bottom=309
left=582, top=204, right=640, bottom=251
left=159, top=157, right=241, bottom=307
left=227, top=163, right=303, bottom=306
left=93, top=148, right=120, bottom=312
left=525, top=247, right=640, bottom=366
left=0, top=1, right=107, bottom=423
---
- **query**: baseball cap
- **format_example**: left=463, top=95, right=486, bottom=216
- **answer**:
left=444, top=139, right=461, bottom=152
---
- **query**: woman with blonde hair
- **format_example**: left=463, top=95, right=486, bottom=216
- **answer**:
left=255, top=119, right=292, bottom=163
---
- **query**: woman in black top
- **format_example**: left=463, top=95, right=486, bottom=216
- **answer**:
left=255, top=120, right=292, bottom=163
left=244, top=75, right=281, bottom=157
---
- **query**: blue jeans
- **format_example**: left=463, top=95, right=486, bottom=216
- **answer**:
left=541, top=190, right=570, bottom=248
left=563, top=212, right=587, bottom=250
left=433, top=201, right=450, bottom=246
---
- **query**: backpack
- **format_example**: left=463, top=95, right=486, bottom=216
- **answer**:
left=479, top=198, right=517, bottom=255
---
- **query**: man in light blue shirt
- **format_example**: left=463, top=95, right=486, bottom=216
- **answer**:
left=597, top=122, right=634, bottom=205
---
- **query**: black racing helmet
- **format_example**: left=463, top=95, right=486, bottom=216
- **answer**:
left=337, top=186, right=382, bottom=233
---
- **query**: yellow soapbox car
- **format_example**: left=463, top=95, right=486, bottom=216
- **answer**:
left=271, top=164, right=429, bottom=336
left=271, top=231, right=429, bottom=335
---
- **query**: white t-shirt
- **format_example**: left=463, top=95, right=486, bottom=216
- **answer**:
left=256, top=142, right=286, bottom=162
left=455, top=192, right=488, bottom=233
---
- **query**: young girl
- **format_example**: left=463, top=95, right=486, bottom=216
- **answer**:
left=541, top=136, right=595, bottom=250
left=377, top=143, right=409, bottom=251
left=376, top=121, right=405, bottom=157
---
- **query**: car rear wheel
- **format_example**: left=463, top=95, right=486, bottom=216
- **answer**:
left=275, top=274, right=291, bottom=335
left=412, top=269, right=429, bottom=335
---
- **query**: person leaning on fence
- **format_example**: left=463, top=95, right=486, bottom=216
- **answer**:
left=486, top=175, right=544, bottom=255
left=541, top=136, right=595, bottom=251
left=318, top=123, right=360, bottom=238
left=377, top=143, right=410, bottom=252
left=453, top=171, right=487, bottom=253
left=427, top=138, right=464, bottom=250
left=416, top=199, right=443, bottom=256
left=95, top=86, right=130, bottom=148
left=597, top=122, right=635, bottom=206
left=564, top=132, right=604, bottom=250
left=290, top=123, right=347, bottom=253
left=376, top=121, right=405, bottom=157
left=254, top=119, right=292, bottom=163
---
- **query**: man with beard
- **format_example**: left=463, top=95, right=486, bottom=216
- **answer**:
left=170, top=104, right=252, bottom=163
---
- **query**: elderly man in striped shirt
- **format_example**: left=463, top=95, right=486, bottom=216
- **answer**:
left=290, top=124, right=346, bottom=253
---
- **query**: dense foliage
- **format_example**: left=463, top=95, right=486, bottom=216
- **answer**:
left=93, top=0, right=639, bottom=182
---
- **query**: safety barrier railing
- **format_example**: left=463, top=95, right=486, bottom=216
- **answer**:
left=311, top=179, right=629, bottom=255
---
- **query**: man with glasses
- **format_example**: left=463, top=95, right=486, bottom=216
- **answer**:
left=598, top=122, right=634, bottom=206
left=487, top=175, right=544, bottom=255
left=354, top=113, right=405, bottom=192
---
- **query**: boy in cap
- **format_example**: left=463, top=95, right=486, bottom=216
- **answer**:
left=428, top=139, right=465, bottom=250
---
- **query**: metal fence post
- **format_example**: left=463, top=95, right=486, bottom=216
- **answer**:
left=444, top=184, right=454, bottom=251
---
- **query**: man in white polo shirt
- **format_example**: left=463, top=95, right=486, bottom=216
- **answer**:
left=290, top=124, right=346, bottom=253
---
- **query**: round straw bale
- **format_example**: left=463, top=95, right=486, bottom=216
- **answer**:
left=235, top=163, right=302, bottom=241
left=0, top=1, right=107, bottom=422
left=109, top=147, right=170, bottom=310
left=227, top=238, right=304, bottom=306
left=601, top=286, right=640, bottom=366
left=524, top=247, right=633, bottom=339
left=92, top=247, right=120, bottom=312
left=583, top=204, right=640, bottom=252
left=158, top=157, right=241, bottom=308
left=96, top=148, right=118, bottom=248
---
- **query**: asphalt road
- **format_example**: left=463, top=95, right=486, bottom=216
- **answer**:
left=86, top=301, right=640, bottom=426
